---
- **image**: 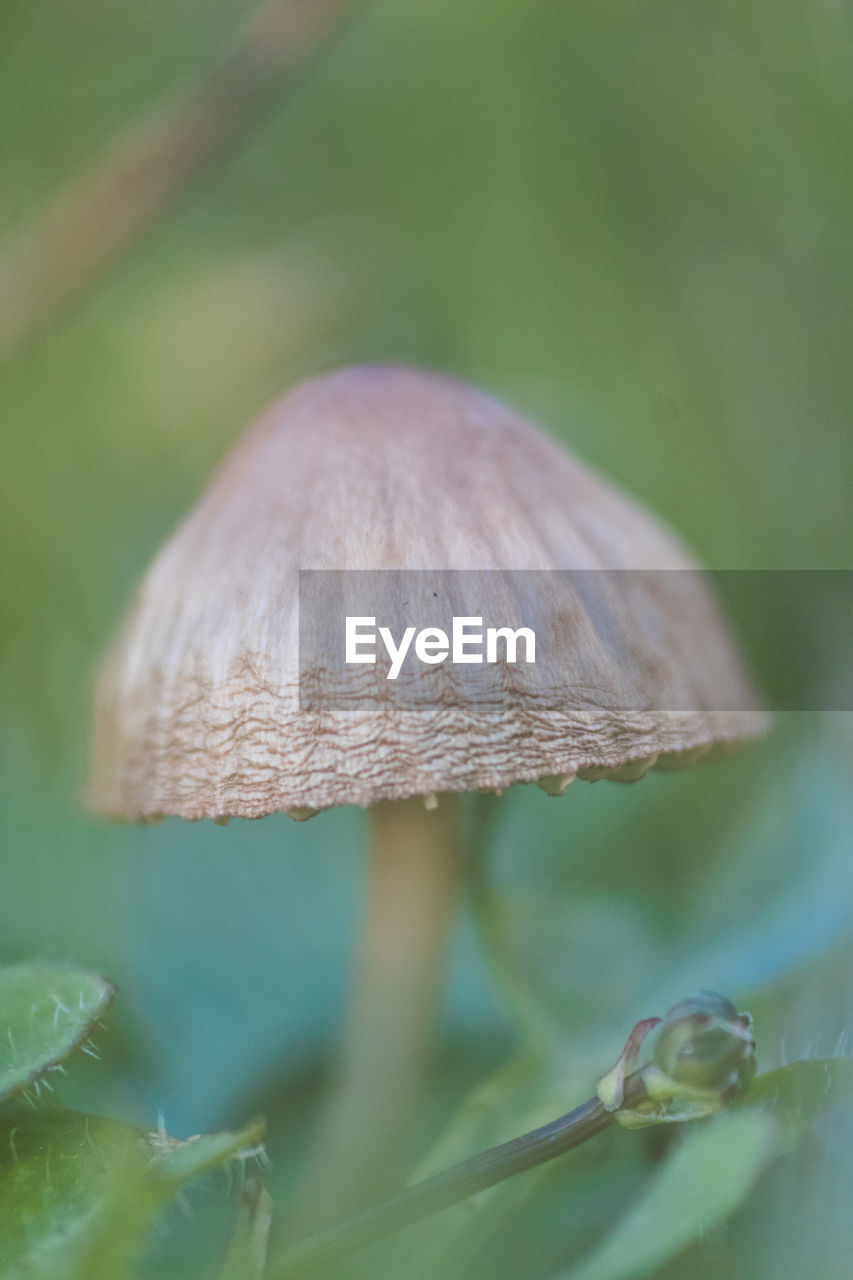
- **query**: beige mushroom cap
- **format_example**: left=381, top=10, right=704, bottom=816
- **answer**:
left=90, top=364, right=764, bottom=820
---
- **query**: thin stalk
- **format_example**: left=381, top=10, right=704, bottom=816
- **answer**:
left=0, top=0, right=359, bottom=361
left=272, top=1071, right=648, bottom=1278
left=291, top=795, right=460, bottom=1231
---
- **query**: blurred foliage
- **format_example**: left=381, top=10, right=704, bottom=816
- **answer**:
left=559, top=1111, right=777, bottom=1280
left=0, top=963, right=267, bottom=1278
left=0, top=963, right=849, bottom=1280
left=1, top=1, right=851, bottom=1277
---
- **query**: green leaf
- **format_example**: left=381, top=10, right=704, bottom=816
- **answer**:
left=0, top=963, right=115, bottom=1103
left=739, top=1057, right=853, bottom=1141
left=0, top=1108, right=266, bottom=1279
left=0, top=1111, right=144, bottom=1277
left=560, top=1112, right=777, bottom=1280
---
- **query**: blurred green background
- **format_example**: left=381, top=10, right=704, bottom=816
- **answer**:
left=1, top=1, right=852, bottom=1277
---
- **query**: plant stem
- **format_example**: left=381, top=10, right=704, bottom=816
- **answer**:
left=272, top=1071, right=648, bottom=1278
left=0, top=0, right=359, bottom=362
left=291, top=795, right=460, bottom=1230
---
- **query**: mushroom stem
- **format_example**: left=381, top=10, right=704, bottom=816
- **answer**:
left=293, top=794, right=460, bottom=1228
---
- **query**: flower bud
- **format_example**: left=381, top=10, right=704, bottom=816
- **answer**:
left=652, top=990, right=756, bottom=1097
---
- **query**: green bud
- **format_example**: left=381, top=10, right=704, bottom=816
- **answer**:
left=652, top=990, right=755, bottom=1097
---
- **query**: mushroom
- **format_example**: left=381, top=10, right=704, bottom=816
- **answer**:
left=89, top=364, right=763, bottom=1222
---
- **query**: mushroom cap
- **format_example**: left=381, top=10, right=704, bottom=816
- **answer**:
left=90, top=364, right=764, bottom=820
